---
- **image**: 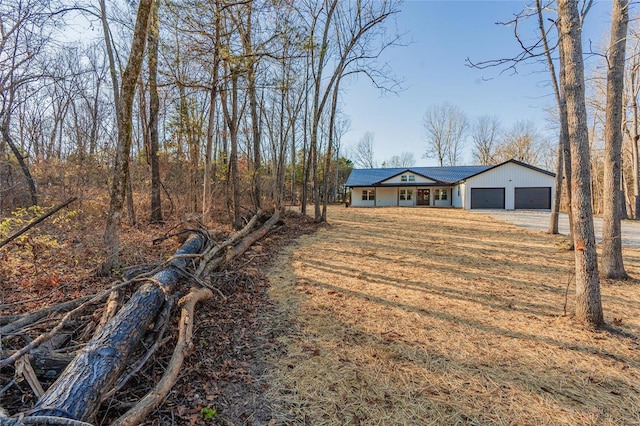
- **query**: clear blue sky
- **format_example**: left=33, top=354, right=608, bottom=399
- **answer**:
left=341, top=0, right=613, bottom=167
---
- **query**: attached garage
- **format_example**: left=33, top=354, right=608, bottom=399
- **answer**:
left=514, top=187, right=551, bottom=209
left=471, top=188, right=505, bottom=209
left=463, top=160, right=556, bottom=210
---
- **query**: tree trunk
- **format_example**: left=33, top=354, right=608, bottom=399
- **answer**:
left=310, top=0, right=338, bottom=223
left=290, top=118, right=297, bottom=206
left=601, top=0, right=629, bottom=279
left=102, top=0, right=154, bottom=276
left=204, top=4, right=222, bottom=223
left=221, top=68, right=243, bottom=230
left=559, top=38, right=574, bottom=249
left=301, top=70, right=310, bottom=216
left=1, top=124, right=37, bottom=206
left=549, top=144, right=563, bottom=234
left=322, top=76, right=341, bottom=221
left=126, top=163, right=136, bottom=227
left=29, top=235, right=205, bottom=423
left=558, top=0, right=603, bottom=326
left=89, top=78, right=101, bottom=156
left=230, top=82, right=241, bottom=230
left=536, top=0, right=567, bottom=236
left=203, top=83, right=217, bottom=222
left=247, top=67, right=262, bottom=210
left=242, top=6, right=262, bottom=212
left=275, top=70, right=287, bottom=211
left=148, top=0, right=163, bottom=224
left=630, top=59, right=640, bottom=219
left=634, top=131, right=640, bottom=219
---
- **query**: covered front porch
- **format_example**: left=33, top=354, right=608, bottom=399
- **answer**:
left=352, top=186, right=455, bottom=207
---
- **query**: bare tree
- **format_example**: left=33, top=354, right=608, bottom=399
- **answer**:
left=351, top=131, right=377, bottom=168
left=494, top=120, right=544, bottom=166
left=624, top=39, right=640, bottom=219
left=533, top=0, right=571, bottom=235
left=101, top=0, right=155, bottom=275
left=321, top=76, right=343, bottom=220
left=387, top=152, right=416, bottom=167
left=601, top=0, right=629, bottom=279
left=304, top=0, right=400, bottom=222
left=0, top=0, right=58, bottom=207
left=466, top=1, right=574, bottom=236
left=471, top=115, right=501, bottom=165
left=231, top=0, right=264, bottom=211
left=220, top=66, right=243, bottom=230
left=148, top=0, right=162, bottom=224
left=422, top=102, right=468, bottom=166
left=558, top=0, right=603, bottom=326
left=259, top=6, right=307, bottom=212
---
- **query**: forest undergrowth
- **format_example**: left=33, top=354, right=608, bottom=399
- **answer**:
left=0, top=192, right=319, bottom=425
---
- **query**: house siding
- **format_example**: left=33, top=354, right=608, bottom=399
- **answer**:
left=452, top=184, right=464, bottom=208
left=464, top=162, right=555, bottom=210
left=350, top=188, right=375, bottom=207
left=376, top=187, right=397, bottom=206
left=382, top=174, right=435, bottom=184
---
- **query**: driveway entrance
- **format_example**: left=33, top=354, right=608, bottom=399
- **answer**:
left=471, top=210, right=640, bottom=248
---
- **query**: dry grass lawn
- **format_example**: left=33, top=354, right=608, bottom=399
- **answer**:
left=265, top=206, right=640, bottom=425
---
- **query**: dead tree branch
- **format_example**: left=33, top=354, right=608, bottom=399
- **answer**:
left=0, top=198, right=78, bottom=250
left=111, top=287, right=213, bottom=426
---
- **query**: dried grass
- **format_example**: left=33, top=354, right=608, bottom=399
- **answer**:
left=265, top=206, right=640, bottom=425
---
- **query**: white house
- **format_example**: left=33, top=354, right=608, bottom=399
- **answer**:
left=345, top=159, right=555, bottom=210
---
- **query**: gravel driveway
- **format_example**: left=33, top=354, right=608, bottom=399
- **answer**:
left=472, top=210, right=640, bottom=248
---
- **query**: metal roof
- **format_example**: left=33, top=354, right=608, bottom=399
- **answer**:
left=345, top=165, right=492, bottom=187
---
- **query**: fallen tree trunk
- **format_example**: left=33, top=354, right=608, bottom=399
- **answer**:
left=27, top=234, right=206, bottom=423
left=1, top=296, right=93, bottom=334
left=111, top=287, right=212, bottom=426
left=1, top=350, right=74, bottom=381
left=199, top=212, right=282, bottom=276
left=1, top=211, right=283, bottom=425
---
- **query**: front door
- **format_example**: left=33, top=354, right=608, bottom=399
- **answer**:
left=417, top=189, right=430, bottom=206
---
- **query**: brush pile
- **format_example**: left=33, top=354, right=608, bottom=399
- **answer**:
left=0, top=211, right=282, bottom=426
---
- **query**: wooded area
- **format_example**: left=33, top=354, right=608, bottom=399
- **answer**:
left=0, top=0, right=400, bottom=225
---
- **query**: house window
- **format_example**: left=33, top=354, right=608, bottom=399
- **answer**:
left=435, top=189, right=448, bottom=201
left=400, top=189, right=413, bottom=201
left=362, top=189, right=375, bottom=201
left=400, top=174, right=415, bottom=182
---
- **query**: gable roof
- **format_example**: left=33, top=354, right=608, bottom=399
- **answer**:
left=345, top=159, right=554, bottom=187
left=346, top=165, right=491, bottom=186
left=462, top=159, right=555, bottom=180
